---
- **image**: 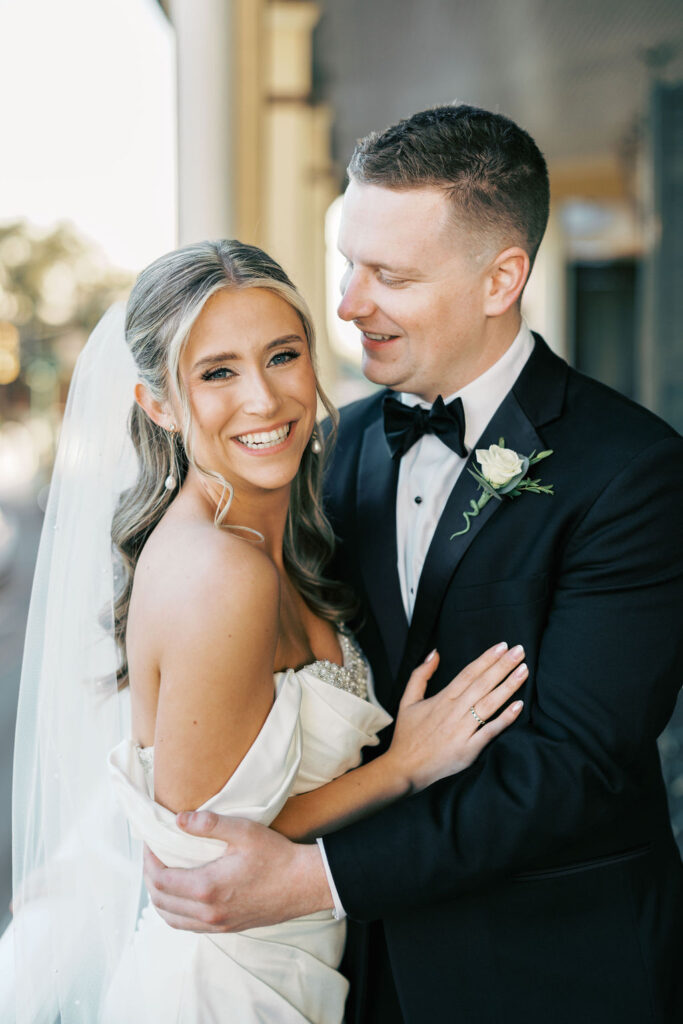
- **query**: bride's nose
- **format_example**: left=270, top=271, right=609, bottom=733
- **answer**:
left=240, top=369, right=282, bottom=418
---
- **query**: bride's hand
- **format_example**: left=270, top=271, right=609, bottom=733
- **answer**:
left=386, top=643, right=527, bottom=792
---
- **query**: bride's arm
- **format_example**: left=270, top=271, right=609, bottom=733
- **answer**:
left=271, top=643, right=527, bottom=841
left=149, top=532, right=280, bottom=813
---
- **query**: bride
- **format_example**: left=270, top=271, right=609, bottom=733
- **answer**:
left=3, top=239, right=526, bottom=1023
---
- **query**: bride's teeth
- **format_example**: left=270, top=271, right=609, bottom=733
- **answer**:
left=237, top=423, right=291, bottom=449
left=365, top=332, right=394, bottom=341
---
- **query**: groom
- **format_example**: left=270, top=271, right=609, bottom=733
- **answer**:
left=145, top=106, right=683, bottom=1023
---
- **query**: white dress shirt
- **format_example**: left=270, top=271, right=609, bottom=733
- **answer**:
left=319, top=320, right=536, bottom=918
left=397, top=320, right=535, bottom=620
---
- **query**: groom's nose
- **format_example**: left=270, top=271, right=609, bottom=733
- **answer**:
left=337, top=268, right=375, bottom=322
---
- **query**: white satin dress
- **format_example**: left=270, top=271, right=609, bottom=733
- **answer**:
left=103, top=635, right=392, bottom=1024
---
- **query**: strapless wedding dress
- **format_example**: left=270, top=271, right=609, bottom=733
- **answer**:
left=102, top=635, right=392, bottom=1024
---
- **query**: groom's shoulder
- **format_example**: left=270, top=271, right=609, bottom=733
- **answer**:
left=337, top=389, right=387, bottom=433
left=528, top=335, right=679, bottom=452
left=324, top=389, right=387, bottom=458
left=563, top=361, right=680, bottom=452
left=519, top=338, right=682, bottom=498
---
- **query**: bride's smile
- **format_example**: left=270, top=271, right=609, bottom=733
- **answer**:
left=233, top=419, right=295, bottom=452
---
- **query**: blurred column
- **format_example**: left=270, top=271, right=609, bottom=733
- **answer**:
left=169, top=0, right=235, bottom=242
left=264, top=1, right=337, bottom=393
left=166, top=0, right=338, bottom=395
left=234, top=0, right=267, bottom=244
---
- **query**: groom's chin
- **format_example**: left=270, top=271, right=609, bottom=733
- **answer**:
left=360, top=352, right=403, bottom=391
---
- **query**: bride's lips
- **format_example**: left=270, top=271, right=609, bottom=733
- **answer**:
left=231, top=419, right=298, bottom=456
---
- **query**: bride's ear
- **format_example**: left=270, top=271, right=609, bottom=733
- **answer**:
left=134, top=382, right=175, bottom=431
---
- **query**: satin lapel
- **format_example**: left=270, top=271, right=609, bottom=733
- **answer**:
left=356, top=419, right=408, bottom=680
left=397, top=388, right=546, bottom=683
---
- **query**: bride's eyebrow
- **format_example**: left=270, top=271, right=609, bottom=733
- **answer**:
left=192, top=334, right=305, bottom=373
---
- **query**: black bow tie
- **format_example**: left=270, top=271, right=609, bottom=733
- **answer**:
left=382, top=393, right=467, bottom=460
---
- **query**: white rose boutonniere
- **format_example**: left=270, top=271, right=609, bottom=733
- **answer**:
left=451, top=438, right=554, bottom=538
left=476, top=445, right=525, bottom=487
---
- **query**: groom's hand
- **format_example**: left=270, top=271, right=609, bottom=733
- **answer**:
left=143, top=812, right=334, bottom=932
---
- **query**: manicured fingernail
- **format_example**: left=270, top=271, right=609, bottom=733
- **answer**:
left=425, top=648, right=437, bottom=663
left=513, top=663, right=528, bottom=677
left=510, top=645, right=525, bottom=657
left=511, top=700, right=524, bottom=712
left=493, top=642, right=508, bottom=655
left=176, top=812, right=190, bottom=828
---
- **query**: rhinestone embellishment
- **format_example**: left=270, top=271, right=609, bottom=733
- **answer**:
left=136, top=745, right=154, bottom=774
left=307, top=633, right=369, bottom=701
left=135, top=744, right=155, bottom=794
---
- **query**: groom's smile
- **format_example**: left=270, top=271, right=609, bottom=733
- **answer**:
left=357, top=327, right=402, bottom=352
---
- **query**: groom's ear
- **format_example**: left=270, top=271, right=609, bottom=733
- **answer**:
left=483, top=246, right=530, bottom=316
left=134, top=382, right=175, bottom=431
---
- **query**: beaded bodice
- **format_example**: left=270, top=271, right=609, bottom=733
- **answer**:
left=305, top=632, right=369, bottom=701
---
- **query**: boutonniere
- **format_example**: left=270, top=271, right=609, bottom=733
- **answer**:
left=451, top=439, right=554, bottom=538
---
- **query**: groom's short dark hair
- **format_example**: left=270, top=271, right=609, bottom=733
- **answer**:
left=348, top=104, right=550, bottom=266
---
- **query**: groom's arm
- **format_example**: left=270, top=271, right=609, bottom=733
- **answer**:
left=144, top=813, right=333, bottom=932
left=145, top=434, right=683, bottom=930
left=323, top=434, right=683, bottom=919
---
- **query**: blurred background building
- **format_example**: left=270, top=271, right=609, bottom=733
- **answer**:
left=1, top=0, right=682, bottom=930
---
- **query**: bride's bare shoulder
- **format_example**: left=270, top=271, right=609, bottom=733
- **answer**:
left=132, top=520, right=280, bottom=812
left=131, top=517, right=279, bottom=637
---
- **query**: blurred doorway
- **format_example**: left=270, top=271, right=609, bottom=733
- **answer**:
left=568, top=259, right=639, bottom=400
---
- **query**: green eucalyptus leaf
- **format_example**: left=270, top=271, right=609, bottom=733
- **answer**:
left=530, top=449, right=553, bottom=464
left=467, top=466, right=486, bottom=486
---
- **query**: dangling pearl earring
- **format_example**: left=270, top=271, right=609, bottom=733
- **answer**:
left=311, top=432, right=322, bottom=455
left=165, top=424, right=177, bottom=490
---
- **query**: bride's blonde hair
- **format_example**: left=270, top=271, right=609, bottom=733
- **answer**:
left=111, top=239, right=353, bottom=688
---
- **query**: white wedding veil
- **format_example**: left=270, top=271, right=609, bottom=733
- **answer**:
left=0, top=303, right=144, bottom=1023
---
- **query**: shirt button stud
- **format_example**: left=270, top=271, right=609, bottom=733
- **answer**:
left=414, top=496, right=423, bottom=504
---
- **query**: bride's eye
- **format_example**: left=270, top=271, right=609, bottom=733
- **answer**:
left=201, top=366, right=234, bottom=381
left=269, top=349, right=300, bottom=367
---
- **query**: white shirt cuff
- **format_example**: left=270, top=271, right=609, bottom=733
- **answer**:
left=316, top=837, right=347, bottom=920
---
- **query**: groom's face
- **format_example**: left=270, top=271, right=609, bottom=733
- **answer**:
left=337, top=181, right=491, bottom=401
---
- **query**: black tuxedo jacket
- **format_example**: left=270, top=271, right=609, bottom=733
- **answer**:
left=322, top=336, right=683, bottom=1024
